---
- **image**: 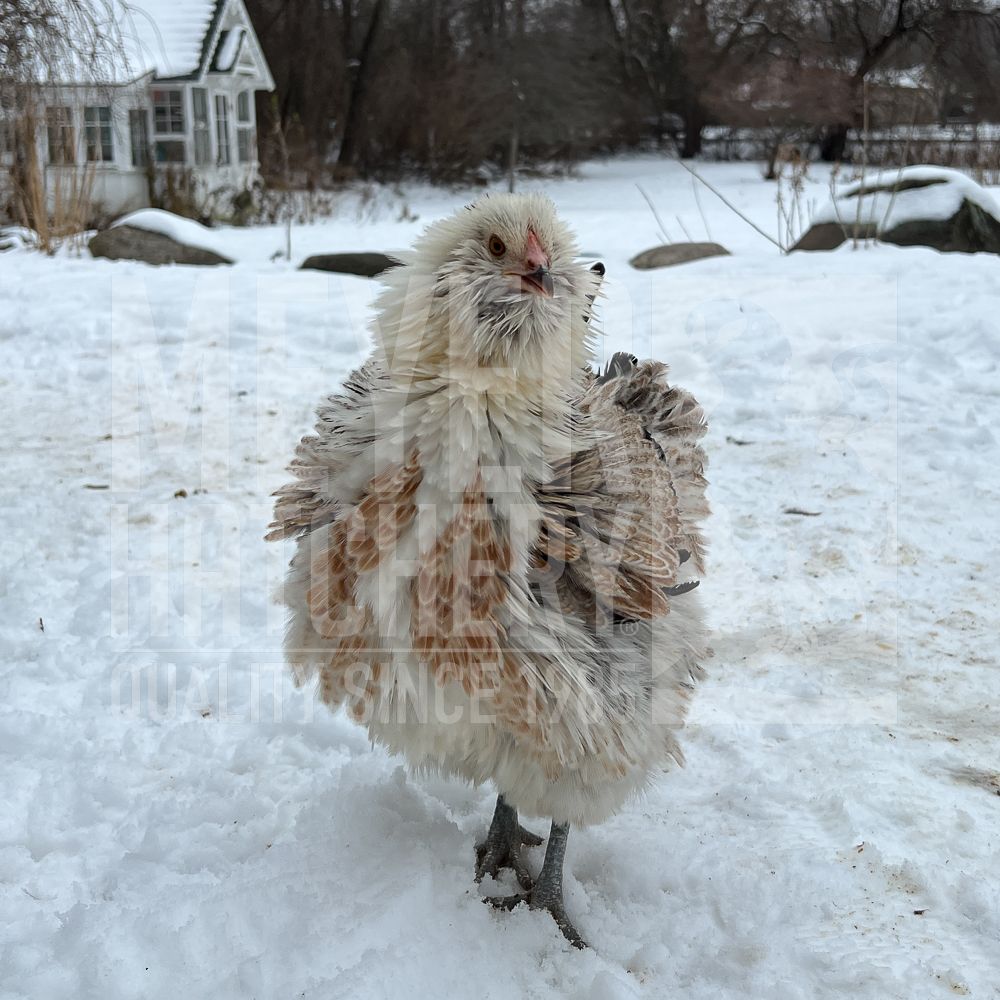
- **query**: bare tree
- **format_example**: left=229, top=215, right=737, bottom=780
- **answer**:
left=243, top=0, right=1000, bottom=180
left=596, top=0, right=800, bottom=157
left=337, top=0, right=387, bottom=171
left=1, top=1, right=123, bottom=235
left=805, top=0, right=1000, bottom=159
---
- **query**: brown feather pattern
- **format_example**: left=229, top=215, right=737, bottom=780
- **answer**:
left=411, top=474, right=511, bottom=696
left=276, top=358, right=708, bottom=774
left=304, top=450, right=422, bottom=712
left=265, top=360, right=385, bottom=541
left=531, top=360, right=708, bottom=627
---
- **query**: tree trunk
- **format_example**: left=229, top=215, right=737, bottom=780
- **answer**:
left=819, top=123, right=849, bottom=163
left=337, top=0, right=386, bottom=170
left=507, top=117, right=519, bottom=193
left=680, top=103, right=705, bottom=159
left=765, top=143, right=779, bottom=181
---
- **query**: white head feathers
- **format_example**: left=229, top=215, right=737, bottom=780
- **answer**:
left=371, top=193, right=602, bottom=391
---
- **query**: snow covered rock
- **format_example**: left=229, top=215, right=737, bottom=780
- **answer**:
left=0, top=227, right=38, bottom=252
left=299, top=251, right=400, bottom=276
left=629, top=242, right=730, bottom=269
left=89, top=209, right=233, bottom=266
left=793, top=166, right=1000, bottom=254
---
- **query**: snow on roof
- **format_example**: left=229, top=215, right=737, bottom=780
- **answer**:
left=212, top=27, right=245, bottom=72
left=40, top=0, right=220, bottom=84
left=115, top=0, right=220, bottom=79
left=813, top=166, right=1000, bottom=232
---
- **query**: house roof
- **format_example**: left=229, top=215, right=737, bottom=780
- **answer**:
left=39, top=0, right=272, bottom=87
left=116, top=0, right=222, bottom=79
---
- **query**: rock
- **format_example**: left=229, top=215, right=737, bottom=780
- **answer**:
left=629, top=242, right=730, bottom=270
left=88, top=225, right=232, bottom=266
left=792, top=166, right=1000, bottom=255
left=299, top=252, right=400, bottom=277
left=883, top=199, right=1000, bottom=253
left=791, top=221, right=876, bottom=252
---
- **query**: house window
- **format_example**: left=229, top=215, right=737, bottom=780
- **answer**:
left=154, top=140, right=186, bottom=164
left=214, top=94, right=230, bottom=165
left=192, top=88, right=211, bottom=166
left=129, top=109, right=149, bottom=167
left=237, top=128, right=254, bottom=163
left=236, top=90, right=253, bottom=163
left=46, top=106, right=75, bottom=164
left=153, top=89, right=184, bottom=134
left=84, top=106, right=113, bottom=162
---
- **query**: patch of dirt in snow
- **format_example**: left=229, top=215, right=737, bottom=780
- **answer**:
left=948, top=766, right=1000, bottom=798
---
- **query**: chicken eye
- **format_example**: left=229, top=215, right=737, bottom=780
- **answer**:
left=488, top=234, right=506, bottom=257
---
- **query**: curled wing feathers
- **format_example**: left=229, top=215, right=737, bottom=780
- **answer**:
left=532, top=356, right=709, bottom=625
left=266, top=359, right=386, bottom=541
left=593, top=355, right=710, bottom=574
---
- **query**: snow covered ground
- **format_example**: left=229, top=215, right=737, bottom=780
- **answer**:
left=1, top=157, right=998, bottom=999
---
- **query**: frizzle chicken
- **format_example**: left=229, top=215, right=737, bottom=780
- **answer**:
left=267, top=193, right=709, bottom=948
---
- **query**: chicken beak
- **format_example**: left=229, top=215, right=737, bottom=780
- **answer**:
left=518, top=228, right=553, bottom=296
left=522, top=266, right=554, bottom=297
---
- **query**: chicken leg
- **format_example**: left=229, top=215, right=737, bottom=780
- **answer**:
left=475, top=794, right=543, bottom=891
left=484, top=821, right=587, bottom=949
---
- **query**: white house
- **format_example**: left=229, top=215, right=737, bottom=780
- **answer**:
left=3, top=0, right=275, bottom=220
